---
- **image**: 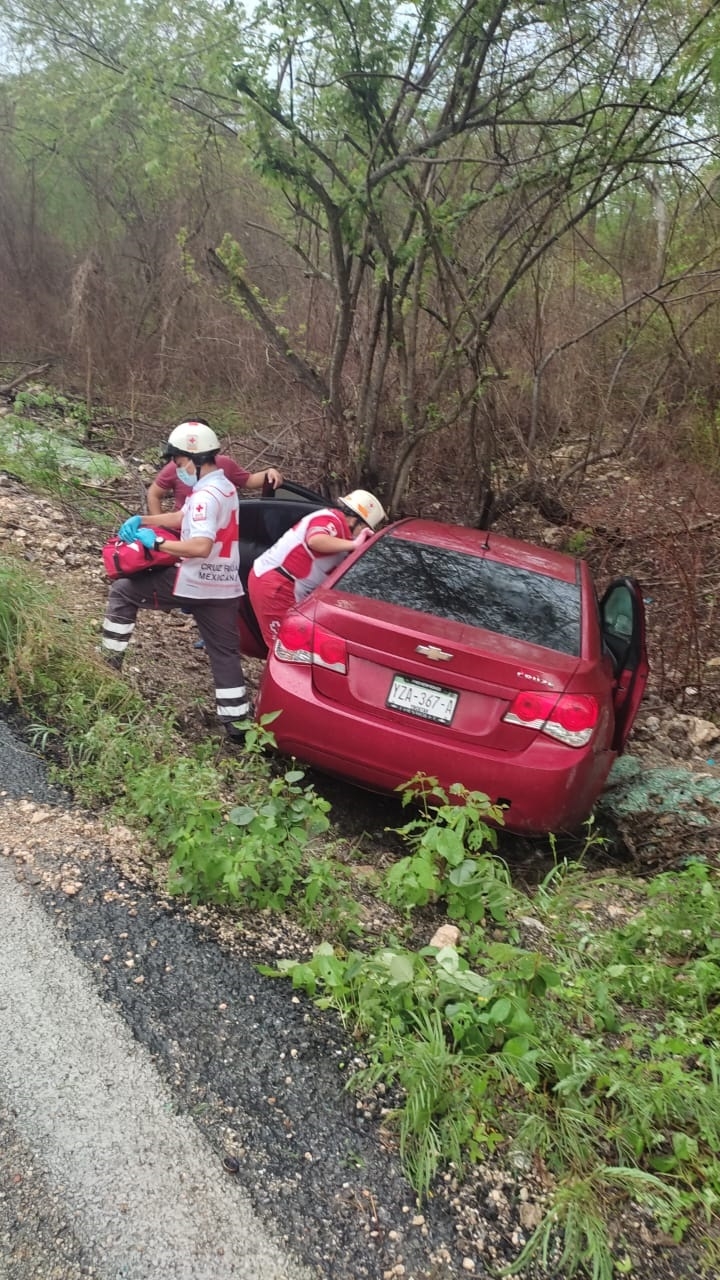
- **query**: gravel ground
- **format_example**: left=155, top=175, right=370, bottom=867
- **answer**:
left=0, top=1104, right=98, bottom=1280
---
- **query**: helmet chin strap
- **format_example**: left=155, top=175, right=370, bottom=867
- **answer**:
left=183, top=454, right=216, bottom=478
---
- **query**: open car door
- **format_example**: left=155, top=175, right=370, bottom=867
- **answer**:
left=236, top=480, right=325, bottom=659
left=599, top=577, right=649, bottom=753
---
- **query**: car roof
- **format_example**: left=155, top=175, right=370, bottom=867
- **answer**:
left=386, top=518, right=581, bottom=585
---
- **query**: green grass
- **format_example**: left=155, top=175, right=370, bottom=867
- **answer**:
left=0, top=555, right=178, bottom=802
left=0, top=405, right=126, bottom=525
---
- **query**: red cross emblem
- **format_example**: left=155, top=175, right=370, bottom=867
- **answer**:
left=216, top=508, right=238, bottom=558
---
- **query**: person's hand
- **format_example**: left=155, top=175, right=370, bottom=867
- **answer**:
left=353, top=525, right=374, bottom=546
left=118, top=515, right=142, bottom=543
left=261, top=468, right=283, bottom=496
left=136, top=527, right=158, bottom=550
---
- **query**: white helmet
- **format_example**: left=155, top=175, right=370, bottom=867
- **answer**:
left=166, top=420, right=220, bottom=456
left=341, top=489, right=386, bottom=530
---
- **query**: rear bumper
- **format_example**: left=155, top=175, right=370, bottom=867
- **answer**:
left=257, top=662, right=614, bottom=836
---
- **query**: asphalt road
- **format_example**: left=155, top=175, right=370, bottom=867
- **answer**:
left=0, top=858, right=313, bottom=1280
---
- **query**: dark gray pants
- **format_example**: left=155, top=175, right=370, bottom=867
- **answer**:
left=101, top=569, right=249, bottom=723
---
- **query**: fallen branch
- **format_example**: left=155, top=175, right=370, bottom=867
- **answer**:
left=0, top=362, right=53, bottom=397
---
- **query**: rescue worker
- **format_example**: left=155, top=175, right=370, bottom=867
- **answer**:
left=145, top=418, right=283, bottom=514
left=247, top=490, right=386, bottom=652
left=144, top=417, right=282, bottom=652
left=99, top=420, right=250, bottom=741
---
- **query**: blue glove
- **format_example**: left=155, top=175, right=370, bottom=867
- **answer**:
left=118, top=515, right=142, bottom=543
left=136, top=527, right=157, bottom=550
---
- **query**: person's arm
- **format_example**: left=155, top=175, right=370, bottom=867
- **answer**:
left=135, top=512, right=210, bottom=558
left=136, top=512, right=212, bottom=557
left=244, top=467, right=284, bottom=492
left=155, top=534, right=213, bottom=558
left=146, top=481, right=173, bottom=515
left=306, top=530, right=359, bottom=555
left=140, top=509, right=183, bottom=531
left=123, top=509, right=212, bottom=558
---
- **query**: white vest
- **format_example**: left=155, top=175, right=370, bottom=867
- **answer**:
left=174, top=470, right=242, bottom=599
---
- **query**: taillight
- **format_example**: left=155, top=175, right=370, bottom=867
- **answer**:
left=275, top=614, right=348, bottom=673
left=503, top=690, right=599, bottom=747
left=276, top=614, right=313, bottom=663
left=313, top=627, right=347, bottom=672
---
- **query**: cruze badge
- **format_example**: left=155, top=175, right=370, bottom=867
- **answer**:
left=416, top=644, right=453, bottom=661
left=517, top=670, right=554, bottom=687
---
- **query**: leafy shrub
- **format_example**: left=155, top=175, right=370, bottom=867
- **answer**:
left=382, top=775, right=516, bottom=924
left=125, top=719, right=359, bottom=929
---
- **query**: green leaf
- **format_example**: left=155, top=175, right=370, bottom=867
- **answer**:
left=228, top=805, right=256, bottom=826
left=388, top=953, right=416, bottom=985
left=501, top=1034, right=531, bottom=1057
left=488, top=997, right=512, bottom=1024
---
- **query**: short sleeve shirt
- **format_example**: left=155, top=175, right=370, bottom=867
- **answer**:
left=154, top=455, right=251, bottom=510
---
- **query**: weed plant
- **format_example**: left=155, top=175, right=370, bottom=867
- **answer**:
left=13, top=388, right=92, bottom=435
left=124, top=719, right=360, bottom=932
left=0, top=556, right=175, bottom=801
left=382, top=775, right=516, bottom=924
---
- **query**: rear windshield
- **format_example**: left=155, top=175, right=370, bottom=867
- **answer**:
left=334, top=534, right=582, bottom=656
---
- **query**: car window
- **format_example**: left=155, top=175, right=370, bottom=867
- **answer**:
left=272, top=481, right=325, bottom=502
left=334, top=534, right=582, bottom=655
left=603, top=585, right=634, bottom=638
left=599, top=579, right=644, bottom=675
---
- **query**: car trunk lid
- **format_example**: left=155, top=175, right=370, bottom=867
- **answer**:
left=307, top=592, right=583, bottom=751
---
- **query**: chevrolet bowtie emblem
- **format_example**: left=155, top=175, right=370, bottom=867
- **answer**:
left=416, top=644, right=453, bottom=661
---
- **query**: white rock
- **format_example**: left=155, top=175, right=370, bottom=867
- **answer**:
left=429, top=924, right=461, bottom=949
left=518, top=915, right=549, bottom=936
left=685, top=717, right=720, bottom=749
left=519, top=1201, right=543, bottom=1230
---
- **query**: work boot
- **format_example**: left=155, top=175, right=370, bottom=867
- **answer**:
left=223, top=708, right=254, bottom=743
left=97, top=645, right=124, bottom=671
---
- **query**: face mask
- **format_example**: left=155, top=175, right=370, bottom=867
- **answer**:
left=176, top=466, right=196, bottom=488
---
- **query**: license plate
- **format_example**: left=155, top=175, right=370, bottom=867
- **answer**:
left=387, top=675, right=458, bottom=724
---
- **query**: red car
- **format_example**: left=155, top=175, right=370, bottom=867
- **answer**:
left=248, top=515, right=648, bottom=836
